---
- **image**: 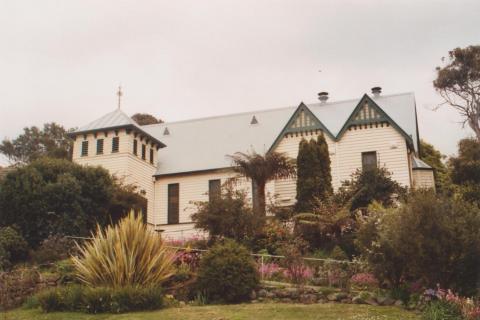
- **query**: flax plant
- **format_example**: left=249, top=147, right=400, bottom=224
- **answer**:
left=72, top=213, right=176, bottom=288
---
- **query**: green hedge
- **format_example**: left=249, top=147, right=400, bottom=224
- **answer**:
left=36, top=285, right=164, bottom=313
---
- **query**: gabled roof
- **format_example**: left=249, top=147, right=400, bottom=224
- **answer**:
left=143, top=92, right=420, bottom=176
left=71, top=109, right=166, bottom=148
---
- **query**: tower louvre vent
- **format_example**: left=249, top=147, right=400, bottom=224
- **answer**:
left=163, top=127, right=170, bottom=135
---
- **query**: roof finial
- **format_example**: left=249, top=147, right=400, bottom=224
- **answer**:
left=117, top=85, right=123, bottom=109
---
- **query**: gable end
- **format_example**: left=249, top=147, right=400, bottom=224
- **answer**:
left=269, top=103, right=334, bottom=152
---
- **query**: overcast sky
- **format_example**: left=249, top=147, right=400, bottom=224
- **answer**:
left=1, top=0, right=479, bottom=165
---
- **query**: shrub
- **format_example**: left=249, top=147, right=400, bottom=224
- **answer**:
left=337, top=167, right=406, bottom=211
left=357, top=191, right=480, bottom=295
left=196, top=240, right=259, bottom=303
left=72, top=213, right=175, bottom=287
left=36, top=285, right=164, bottom=313
left=31, top=235, right=77, bottom=264
left=37, top=288, right=65, bottom=312
left=109, top=286, right=163, bottom=313
left=0, top=226, right=29, bottom=270
left=422, top=300, right=463, bottom=320
left=191, top=184, right=262, bottom=242
left=330, top=245, right=348, bottom=261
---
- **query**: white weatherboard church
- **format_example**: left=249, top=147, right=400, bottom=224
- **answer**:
left=70, top=87, right=434, bottom=239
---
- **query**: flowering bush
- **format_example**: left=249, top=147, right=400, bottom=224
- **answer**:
left=258, top=262, right=280, bottom=279
left=282, top=265, right=314, bottom=284
left=350, top=273, right=378, bottom=290
left=423, top=286, right=480, bottom=320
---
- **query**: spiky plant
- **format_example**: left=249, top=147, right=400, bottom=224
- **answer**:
left=228, top=150, right=296, bottom=218
left=72, top=213, right=175, bottom=288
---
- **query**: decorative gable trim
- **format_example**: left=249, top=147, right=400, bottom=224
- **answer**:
left=336, top=94, right=414, bottom=148
left=268, top=102, right=334, bottom=152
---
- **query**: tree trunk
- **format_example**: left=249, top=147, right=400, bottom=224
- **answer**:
left=468, top=114, right=480, bottom=142
left=252, top=180, right=266, bottom=217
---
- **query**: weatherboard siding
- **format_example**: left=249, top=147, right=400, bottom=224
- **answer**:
left=272, top=125, right=411, bottom=206
left=412, top=170, right=435, bottom=190
left=153, top=170, right=275, bottom=227
left=72, top=129, right=157, bottom=224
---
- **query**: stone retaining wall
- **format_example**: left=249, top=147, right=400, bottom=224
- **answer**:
left=0, top=268, right=60, bottom=310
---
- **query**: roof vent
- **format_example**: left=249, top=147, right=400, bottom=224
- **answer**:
left=371, top=86, right=382, bottom=97
left=318, top=92, right=329, bottom=103
left=163, top=127, right=170, bottom=135
left=250, top=115, right=258, bottom=125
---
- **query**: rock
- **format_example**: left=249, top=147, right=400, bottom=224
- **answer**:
left=299, top=294, right=317, bottom=304
left=250, top=290, right=257, bottom=300
left=281, top=298, right=293, bottom=303
left=327, top=292, right=348, bottom=302
left=266, top=291, right=275, bottom=299
left=286, top=288, right=299, bottom=299
left=377, top=296, right=395, bottom=306
left=275, top=289, right=290, bottom=298
left=258, top=289, right=268, bottom=298
left=352, top=296, right=365, bottom=304
left=365, top=298, right=379, bottom=306
left=394, top=300, right=404, bottom=307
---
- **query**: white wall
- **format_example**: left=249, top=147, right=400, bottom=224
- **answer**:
left=273, top=124, right=411, bottom=205
left=153, top=169, right=275, bottom=226
left=412, top=169, right=435, bottom=190
left=72, top=129, right=157, bottom=224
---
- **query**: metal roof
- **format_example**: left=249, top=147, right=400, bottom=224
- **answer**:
left=72, top=109, right=166, bottom=147
left=141, top=92, right=420, bottom=176
left=412, top=156, right=433, bottom=170
left=74, top=109, right=138, bottom=132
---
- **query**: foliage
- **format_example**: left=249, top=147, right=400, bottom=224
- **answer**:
left=420, top=140, right=450, bottom=193
left=295, top=134, right=333, bottom=212
left=423, top=287, right=480, bottom=320
left=72, top=213, right=176, bottom=288
left=36, top=285, right=164, bottom=314
left=196, top=240, right=259, bottom=303
left=350, top=273, right=379, bottom=291
left=131, top=113, right=164, bottom=125
left=252, top=220, right=293, bottom=255
left=449, top=138, right=480, bottom=206
left=31, top=235, right=77, bottom=264
left=277, top=237, right=310, bottom=285
left=0, top=158, right=146, bottom=247
left=357, top=191, right=480, bottom=295
left=0, top=226, right=29, bottom=270
left=191, top=184, right=261, bottom=242
left=433, top=45, right=480, bottom=141
left=450, top=138, right=480, bottom=185
left=422, top=300, right=463, bottom=320
left=228, top=150, right=295, bottom=218
left=337, top=167, right=406, bottom=212
left=0, top=123, right=73, bottom=164
left=294, top=197, right=354, bottom=252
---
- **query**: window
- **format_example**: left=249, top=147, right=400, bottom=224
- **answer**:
left=133, top=139, right=138, bottom=155
left=362, top=151, right=377, bottom=171
left=209, top=179, right=221, bottom=202
left=112, top=137, right=119, bottom=153
left=168, top=183, right=179, bottom=224
left=149, top=148, right=154, bottom=164
left=142, top=144, right=146, bottom=160
left=81, top=141, right=89, bottom=157
left=96, top=139, right=104, bottom=155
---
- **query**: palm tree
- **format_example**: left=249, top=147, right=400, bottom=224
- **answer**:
left=228, top=150, right=296, bottom=218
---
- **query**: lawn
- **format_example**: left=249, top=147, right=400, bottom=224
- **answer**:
left=6, top=303, right=419, bottom=320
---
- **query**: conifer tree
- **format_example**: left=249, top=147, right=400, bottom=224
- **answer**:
left=295, top=133, right=333, bottom=212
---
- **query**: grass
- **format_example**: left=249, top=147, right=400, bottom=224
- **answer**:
left=4, top=303, right=420, bottom=320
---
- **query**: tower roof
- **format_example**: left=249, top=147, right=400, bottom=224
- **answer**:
left=71, top=109, right=166, bottom=148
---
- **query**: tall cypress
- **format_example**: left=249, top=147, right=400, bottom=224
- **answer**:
left=295, top=133, right=333, bottom=212
left=315, top=133, right=333, bottom=199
